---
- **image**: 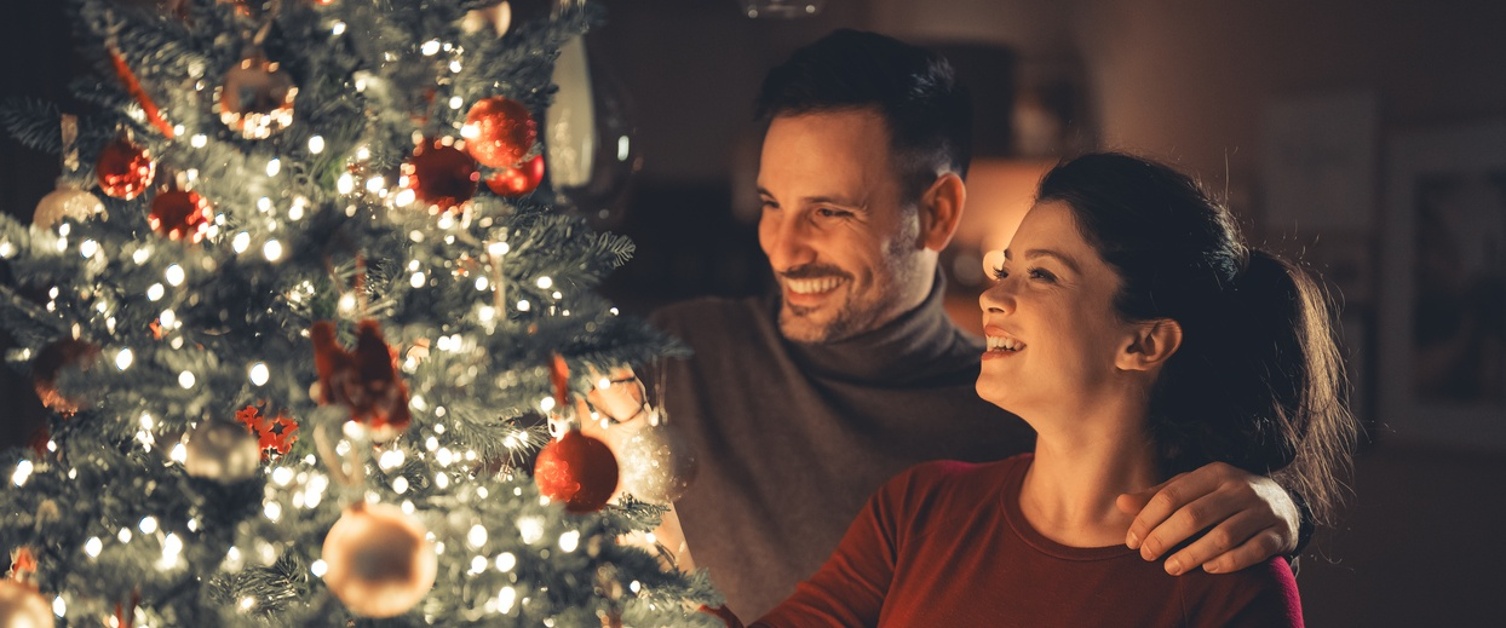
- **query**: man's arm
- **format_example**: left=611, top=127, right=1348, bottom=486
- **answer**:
left=1115, top=462, right=1302, bottom=575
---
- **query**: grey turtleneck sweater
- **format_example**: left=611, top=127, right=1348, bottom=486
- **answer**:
left=650, top=279, right=1036, bottom=618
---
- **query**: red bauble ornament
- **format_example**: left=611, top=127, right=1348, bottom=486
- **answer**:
left=485, top=154, right=545, bottom=197
left=311, top=320, right=411, bottom=441
left=534, top=429, right=618, bottom=513
left=321, top=502, right=437, bottom=619
left=96, top=137, right=156, bottom=200
left=402, top=140, right=478, bottom=212
left=31, top=338, right=100, bottom=415
left=148, top=188, right=213, bottom=242
left=463, top=96, right=536, bottom=169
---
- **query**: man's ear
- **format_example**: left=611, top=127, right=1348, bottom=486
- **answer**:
left=1116, top=319, right=1183, bottom=372
left=919, top=172, right=965, bottom=252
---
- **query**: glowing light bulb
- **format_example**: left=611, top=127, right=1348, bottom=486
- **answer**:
left=11, top=460, right=33, bottom=486
left=263, top=240, right=283, bottom=262
left=266, top=158, right=281, bottom=177
left=165, top=264, right=185, bottom=286
left=115, top=348, right=134, bottom=370
left=178, top=371, right=196, bottom=388
left=309, top=135, right=326, bottom=154
left=249, top=362, right=270, bottom=386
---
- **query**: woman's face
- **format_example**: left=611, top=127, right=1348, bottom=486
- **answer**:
left=976, top=201, right=1140, bottom=421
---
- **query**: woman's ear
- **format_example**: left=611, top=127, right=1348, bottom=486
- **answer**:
left=1117, top=319, right=1183, bottom=371
left=919, top=172, right=965, bottom=252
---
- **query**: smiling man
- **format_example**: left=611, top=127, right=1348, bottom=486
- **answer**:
left=597, top=30, right=1306, bottom=619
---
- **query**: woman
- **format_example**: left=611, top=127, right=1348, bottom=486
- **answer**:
left=741, top=152, right=1356, bottom=627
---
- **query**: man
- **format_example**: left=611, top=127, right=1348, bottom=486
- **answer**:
left=592, top=29, right=1304, bottom=619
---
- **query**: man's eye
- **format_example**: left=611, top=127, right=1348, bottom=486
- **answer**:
left=760, top=200, right=778, bottom=211
left=815, top=207, right=850, bottom=218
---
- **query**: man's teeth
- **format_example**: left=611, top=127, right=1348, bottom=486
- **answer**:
left=986, top=335, right=1024, bottom=351
left=786, top=277, right=843, bottom=295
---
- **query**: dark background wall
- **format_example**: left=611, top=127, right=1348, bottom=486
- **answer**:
left=4, top=1, right=1505, bottom=625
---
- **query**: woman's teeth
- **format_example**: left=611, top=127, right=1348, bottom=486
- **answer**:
left=986, top=335, right=1023, bottom=352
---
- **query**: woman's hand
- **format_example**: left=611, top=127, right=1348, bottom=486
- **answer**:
left=1115, top=462, right=1299, bottom=575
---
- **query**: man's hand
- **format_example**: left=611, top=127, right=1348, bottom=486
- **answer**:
left=1115, top=462, right=1299, bottom=576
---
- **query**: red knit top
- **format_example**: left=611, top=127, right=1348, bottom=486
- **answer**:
left=737, top=454, right=1302, bottom=627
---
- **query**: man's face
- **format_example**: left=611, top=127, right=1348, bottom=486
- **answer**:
left=757, top=110, right=932, bottom=344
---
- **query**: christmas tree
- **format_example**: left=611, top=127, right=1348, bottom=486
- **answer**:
left=0, top=0, right=717, bottom=625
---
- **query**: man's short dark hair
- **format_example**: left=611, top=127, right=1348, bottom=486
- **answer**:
left=755, top=29, right=972, bottom=203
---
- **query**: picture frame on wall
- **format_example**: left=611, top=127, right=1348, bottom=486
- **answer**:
left=1379, top=120, right=1506, bottom=451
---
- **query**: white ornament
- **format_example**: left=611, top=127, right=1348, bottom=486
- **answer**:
left=184, top=419, right=261, bottom=483
left=32, top=186, right=104, bottom=230
left=615, top=411, right=698, bottom=505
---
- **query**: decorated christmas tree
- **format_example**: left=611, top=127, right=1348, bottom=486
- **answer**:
left=0, top=0, right=717, bottom=625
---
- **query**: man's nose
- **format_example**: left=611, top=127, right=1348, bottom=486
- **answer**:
left=764, top=214, right=817, bottom=271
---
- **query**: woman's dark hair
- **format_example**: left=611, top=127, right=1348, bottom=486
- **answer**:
left=1037, top=152, right=1357, bottom=524
left=755, top=29, right=972, bottom=203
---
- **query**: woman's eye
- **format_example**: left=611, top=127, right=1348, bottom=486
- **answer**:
left=1028, top=268, right=1056, bottom=282
left=990, top=266, right=1007, bottom=280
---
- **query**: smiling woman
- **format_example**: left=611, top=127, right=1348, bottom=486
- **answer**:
left=743, top=152, right=1358, bottom=627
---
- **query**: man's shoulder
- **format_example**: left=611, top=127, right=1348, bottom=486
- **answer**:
left=649, top=295, right=769, bottom=333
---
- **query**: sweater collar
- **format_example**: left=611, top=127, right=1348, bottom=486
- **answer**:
left=774, top=271, right=980, bottom=385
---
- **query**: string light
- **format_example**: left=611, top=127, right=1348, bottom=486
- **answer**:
left=497, top=586, right=517, bottom=613
left=558, top=530, right=580, bottom=553
left=159, top=533, right=183, bottom=570
left=392, top=476, right=409, bottom=494
left=178, top=371, right=196, bottom=389
left=378, top=449, right=405, bottom=470
left=310, top=559, right=328, bottom=577
left=271, top=466, right=294, bottom=486
left=147, top=283, right=165, bottom=301
left=165, top=264, right=186, bottom=286
left=266, top=158, right=281, bottom=177
left=263, top=240, right=284, bottom=262
left=309, top=135, right=326, bottom=154
left=517, top=517, right=545, bottom=544
left=84, top=537, right=102, bottom=558
left=337, top=172, right=355, bottom=195
left=421, top=40, right=441, bottom=55
left=250, top=362, right=270, bottom=386
left=536, top=276, right=553, bottom=289
left=115, top=348, right=134, bottom=371
left=11, top=460, right=33, bottom=487
left=538, top=396, right=556, bottom=412
left=468, top=524, right=488, bottom=548
left=495, top=552, right=516, bottom=572
left=79, top=239, right=99, bottom=259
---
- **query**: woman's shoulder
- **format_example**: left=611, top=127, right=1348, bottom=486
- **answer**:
left=1175, top=557, right=1302, bottom=626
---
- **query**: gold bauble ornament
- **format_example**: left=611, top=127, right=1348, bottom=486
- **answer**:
left=32, top=185, right=104, bottom=230
left=217, top=55, right=298, bottom=140
left=321, top=502, right=437, bottom=618
left=0, top=580, right=54, bottom=628
left=183, top=419, right=261, bottom=483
